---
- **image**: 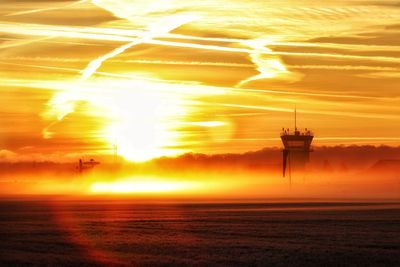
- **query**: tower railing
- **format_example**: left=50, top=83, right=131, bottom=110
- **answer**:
left=280, top=128, right=313, bottom=136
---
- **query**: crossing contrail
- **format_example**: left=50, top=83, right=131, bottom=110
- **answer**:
left=80, top=15, right=197, bottom=79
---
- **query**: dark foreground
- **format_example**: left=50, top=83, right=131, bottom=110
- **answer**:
left=0, top=199, right=399, bottom=267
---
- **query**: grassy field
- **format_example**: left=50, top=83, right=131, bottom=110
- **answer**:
left=0, top=199, right=399, bottom=266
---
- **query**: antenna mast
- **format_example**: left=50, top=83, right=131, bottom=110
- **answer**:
left=294, top=106, right=297, bottom=130
left=113, top=143, right=118, bottom=163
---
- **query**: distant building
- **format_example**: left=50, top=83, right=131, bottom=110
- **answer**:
left=281, top=109, right=313, bottom=177
left=78, top=158, right=100, bottom=173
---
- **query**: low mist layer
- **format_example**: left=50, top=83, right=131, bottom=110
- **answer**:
left=0, top=146, right=399, bottom=200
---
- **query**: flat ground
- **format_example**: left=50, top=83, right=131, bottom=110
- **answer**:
left=0, top=199, right=399, bottom=266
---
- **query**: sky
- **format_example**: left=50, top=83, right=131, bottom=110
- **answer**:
left=1, top=0, right=400, bottom=162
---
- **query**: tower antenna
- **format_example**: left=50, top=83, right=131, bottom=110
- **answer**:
left=113, top=141, right=118, bottom=164
left=281, top=107, right=313, bottom=179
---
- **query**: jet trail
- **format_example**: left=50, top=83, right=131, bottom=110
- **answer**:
left=80, top=15, right=196, bottom=79
left=0, top=37, right=52, bottom=50
left=218, top=103, right=400, bottom=120
left=6, top=0, right=87, bottom=16
left=2, top=22, right=400, bottom=65
left=236, top=39, right=291, bottom=87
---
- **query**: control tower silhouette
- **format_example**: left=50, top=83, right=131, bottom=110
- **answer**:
left=281, top=109, right=313, bottom=177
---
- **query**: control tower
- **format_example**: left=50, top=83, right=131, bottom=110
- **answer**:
left=281, top=109, right=313, bottom=177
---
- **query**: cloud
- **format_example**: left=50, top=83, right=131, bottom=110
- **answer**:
left=0, top=150, right=17, bottom=161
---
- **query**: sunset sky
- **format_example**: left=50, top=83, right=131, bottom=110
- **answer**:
left=1, top=0, right=400, bottom=163
left=2, top=3, right=400, bottom=264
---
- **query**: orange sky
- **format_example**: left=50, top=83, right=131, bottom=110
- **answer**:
left=1, top=0, right=400, bottom=162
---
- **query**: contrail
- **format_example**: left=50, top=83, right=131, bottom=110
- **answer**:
left=118, top=59, right=252, bottom=68
left=145, top=39, right=400, bottom=64
left=0, top=61, right=79, bottom=74
left=2, top=61, right=396, bottom=103
left=80, top=15, right=197, bottom=79
left=0, top=37, right=52, bottom=50
left=5, top=56, right=400, bottom=73
left=6, top=0, right=87, bottom=16
left=0, top=62, right=192, bottom=85
left=236, top=39, right=290, bottom=87
left=2, top=22, right=400, bottom=65
left=217, top=103, right=400, bottom=120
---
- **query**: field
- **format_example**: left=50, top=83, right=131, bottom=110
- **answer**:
left=0, top=199, right=399, bottom=266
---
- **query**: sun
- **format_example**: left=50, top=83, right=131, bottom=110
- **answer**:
left=41, top=75, right=227, bottom=162
left=104, top=84, right=188, bottom=162
left=41, top=78, right=190, bottom=162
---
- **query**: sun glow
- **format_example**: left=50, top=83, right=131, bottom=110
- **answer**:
left=90, top=179, right=199, bottom=194
left=40, top=76, right=228, bottom=162
left=104, top=87, right=187, bottom=162
left=41, top=78, right=188, bottom=161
